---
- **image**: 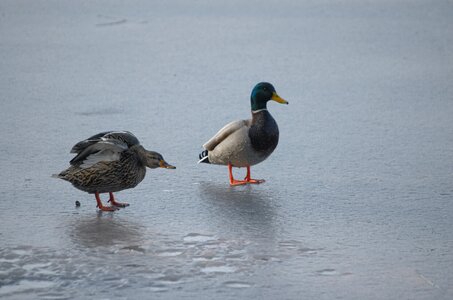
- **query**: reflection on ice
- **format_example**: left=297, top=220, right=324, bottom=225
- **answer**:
left=69, top=213, right=144, bottom=248
left=197, top=181, right=278, bottom=240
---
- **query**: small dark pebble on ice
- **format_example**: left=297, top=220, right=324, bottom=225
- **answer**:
left=75, top=201, right=81, bottom=207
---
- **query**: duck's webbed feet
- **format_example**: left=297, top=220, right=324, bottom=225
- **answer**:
left=245, top=178, right=265, bottom=184
left=107, top=192, right=130, bottom=207
left=228, top=164, right=265, bottom=186
left=95, top=192, right=119, bottom=211
left=244, top=166, right=265, bottom=184
left=230, top=178, right=248, bottom=186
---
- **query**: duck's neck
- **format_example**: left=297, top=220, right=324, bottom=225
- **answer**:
left=251, top=108, right=268, bottom=113
left=131, top=145, right=148, bottom=167
left=250, top=95, right=268, bottom=111
left=251, top=109, right=274, bottom=126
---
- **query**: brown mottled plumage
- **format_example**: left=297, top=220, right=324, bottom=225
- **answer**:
left=54, top=131, right=175, bottom=211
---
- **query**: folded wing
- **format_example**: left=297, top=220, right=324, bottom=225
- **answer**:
left=69, top=131, right=140, bottom=168
left=203, top=120, right=249, bottom=151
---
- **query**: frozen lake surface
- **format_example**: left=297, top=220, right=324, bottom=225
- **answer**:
left=1, top=0, right=453, bottom=299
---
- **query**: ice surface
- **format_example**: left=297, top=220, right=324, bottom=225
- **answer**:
left=1, top=0, right=453, bottom=299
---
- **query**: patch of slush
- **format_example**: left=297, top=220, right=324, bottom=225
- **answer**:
left=0, top=280, right=55, bottom=297
left=0, top=235, right=310, bottom=297
left=201, top=265, right=236, bottom=274
left=317, top=269, right=339, bottom=276
left=155, top=249, right=184, bottom=257
left=223, top=281, right=252, bottom=288
left=183, top=233, right=217, bottom=243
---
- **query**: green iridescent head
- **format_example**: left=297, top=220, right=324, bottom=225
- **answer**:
left=250, top=82, right=288, bottom=111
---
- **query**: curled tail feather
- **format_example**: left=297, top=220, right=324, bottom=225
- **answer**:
left=198, top=150, right=210, bottom=164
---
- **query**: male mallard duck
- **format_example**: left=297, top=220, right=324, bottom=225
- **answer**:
left=198, top=82, right=288, bottom=185
left=54, top=131, right=175, bottom=211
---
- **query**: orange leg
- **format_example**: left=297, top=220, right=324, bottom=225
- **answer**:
left=228, top=163, right=247, bottom=186
left=95, top=192, right=118, bottom=211
left=228, top=164, right=265, bottom=186
left=244, top=166, right=265, bottom=184
left=108, top=192, right=129, bottom=207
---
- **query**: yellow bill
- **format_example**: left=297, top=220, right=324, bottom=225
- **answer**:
left=271, top=92, right=289, bottom=104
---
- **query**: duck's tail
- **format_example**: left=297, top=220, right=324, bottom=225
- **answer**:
left=198, top=150, right=210, bottom=164
left=51, top=171, right=65, bottom=179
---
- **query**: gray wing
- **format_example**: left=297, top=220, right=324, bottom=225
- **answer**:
left=70, top=131, right=140, bottom=167
left=70, top=131, right=112, bottom=154
left=203, top=119, right=249, bottom=151
left=70, top=131, right=139, bottom=153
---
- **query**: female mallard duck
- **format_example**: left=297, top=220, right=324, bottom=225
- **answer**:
left=54, top=131, right=175, bottom=211
left=198, top=82, right=288, bottom=186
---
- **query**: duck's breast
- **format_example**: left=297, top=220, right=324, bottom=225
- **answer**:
left=248, top=110, right=279, bottom=157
